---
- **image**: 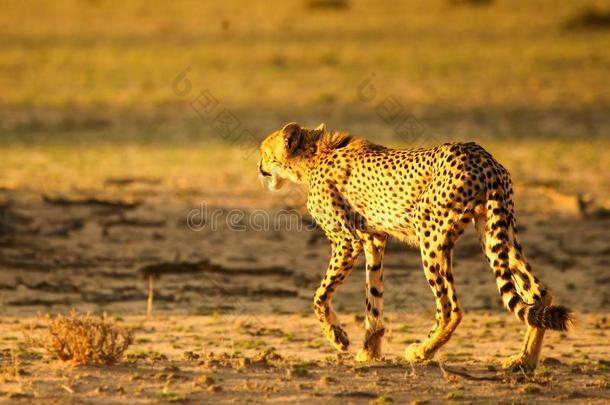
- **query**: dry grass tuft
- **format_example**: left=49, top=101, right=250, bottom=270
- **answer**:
left=0, top=346, right=22, bottom=384
left=23, top=310, right=133, bottom=365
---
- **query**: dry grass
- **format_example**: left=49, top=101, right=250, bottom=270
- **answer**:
left=0, top=0, right=607, bottom=202
left=23, top=310, right=133, bottom=365
left=0, top=346, right=22, bottom=382
left=0, top=0, right=608, bottom=138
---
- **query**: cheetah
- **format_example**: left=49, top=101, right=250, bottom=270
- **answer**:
left=258, top=122, right=573, bottom=371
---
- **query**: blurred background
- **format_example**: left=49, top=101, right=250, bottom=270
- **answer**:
left=0, top=0, right=609, bottom=317
left=1, top=0, right=609, bottom=195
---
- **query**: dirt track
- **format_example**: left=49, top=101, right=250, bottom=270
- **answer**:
left=0, top=179, right=609, bottom=403
left=0, top=313, right=609, bottom=403
left=0, top=181, right=608, bottom=317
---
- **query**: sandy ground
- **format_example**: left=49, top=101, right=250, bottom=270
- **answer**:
left=0, top=179, right=609, bottom=403
left=0, top=313, right=608, bottom=404
left=1, top=1, right=609, bottom=402
left=0, top=180, right=609, bottom=317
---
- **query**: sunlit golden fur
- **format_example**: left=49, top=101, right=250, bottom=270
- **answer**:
left=258, top=122, right=354, bottom=190
left=258, top=122, right=572, bottom=370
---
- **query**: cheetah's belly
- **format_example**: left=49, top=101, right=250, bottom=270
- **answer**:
left=345, top=188, right=418, bottom=243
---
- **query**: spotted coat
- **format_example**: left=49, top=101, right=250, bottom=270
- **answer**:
left=259, top=123, right=572, bottom=370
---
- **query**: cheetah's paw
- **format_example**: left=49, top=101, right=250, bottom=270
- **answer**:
left=502, top=354, right=537, bottom=372
left=356, top=328, right=385, bottom=362
left=404, top=344, right=429, bottom=363
left=329, top=325, right=350, bottom=352
left=355, top=348, right=382, bottom=362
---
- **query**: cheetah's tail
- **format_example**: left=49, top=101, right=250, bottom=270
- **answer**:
left=483, top=193, right=574, bottom=331
left=524, top=303, right=574, bottom=331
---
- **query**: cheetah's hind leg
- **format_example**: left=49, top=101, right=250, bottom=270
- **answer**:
left=404, top=205, right=468, bottom=363
left=475, top=202, right=572, bottom=372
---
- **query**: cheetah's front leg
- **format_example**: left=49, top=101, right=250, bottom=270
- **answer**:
left=356, top=233, right=387, bottom=362
left=313, top=241, right=362, bottom=352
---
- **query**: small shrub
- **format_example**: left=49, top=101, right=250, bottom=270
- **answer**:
left=23, top=310, right=133, bottom=365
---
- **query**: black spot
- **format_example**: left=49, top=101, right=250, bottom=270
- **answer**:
left=500, top=283, right=514, bottom=294
left=369, top=263, right=381, bottom=272
left=508, top=295, right=520, bottom=311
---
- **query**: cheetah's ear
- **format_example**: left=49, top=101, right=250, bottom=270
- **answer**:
left=282, top=122, right=303, bottom=156
left=315, top=123, right=327, bottom=133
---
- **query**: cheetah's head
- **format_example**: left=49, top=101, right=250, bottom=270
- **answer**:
left=258, top=122, right=326, bottom=191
